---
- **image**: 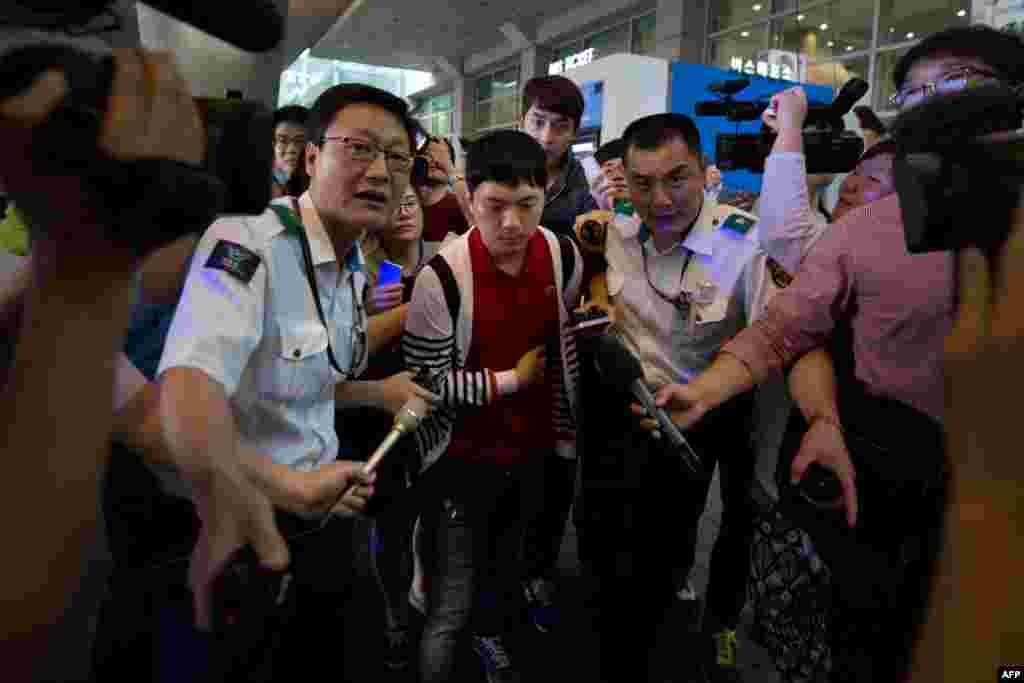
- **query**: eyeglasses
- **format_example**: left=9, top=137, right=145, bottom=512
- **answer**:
left=274, top=135, right=306, bottom=148
left=323, top=136, right=414, bottom=174
left=397, top=199, right=419, bottom=212
left=889, top=66, right=1001, bottom=109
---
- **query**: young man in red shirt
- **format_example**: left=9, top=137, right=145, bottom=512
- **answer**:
left=403, top=129, right=583, bottom=683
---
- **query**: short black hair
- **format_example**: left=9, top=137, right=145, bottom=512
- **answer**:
left=465, top=130, right=547, bottom=195
left=306, top=84, right=419, bottom=153
left=853, top=106, right=886, bottom=135
left=621, top=113, right=703, bottom=167
left=273, top=105, right=309, bottom=130
left=522, top=75, right=585, bottom=132
left=417, top=135, right=456, bottom=165
left=858, top=138, right=897, bottom=165
left=595, top=138, right=626, bottom=165
left=893, top=25, right=1024, bottom=91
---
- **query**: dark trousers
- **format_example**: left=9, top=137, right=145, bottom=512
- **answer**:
left=578, top=380, right=755, bottom=682
left=521, top=452, right=577, bottom=581
left=92, top=444, right=356, bottom=683
left=418, top=461, right=531, bottom=683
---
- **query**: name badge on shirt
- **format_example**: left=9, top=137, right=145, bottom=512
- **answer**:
left=205, top=240, right=262, bottom=284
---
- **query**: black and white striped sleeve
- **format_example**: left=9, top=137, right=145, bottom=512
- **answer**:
left=403, top=264, right=503, bottom=409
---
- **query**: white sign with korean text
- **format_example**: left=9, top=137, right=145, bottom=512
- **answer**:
left=549, top=48, right=596, bottom=75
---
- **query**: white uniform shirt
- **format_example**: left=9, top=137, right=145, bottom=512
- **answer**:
left=606, top=196, right=765, bottom=390
left=159, top=194, right=368, bottom=471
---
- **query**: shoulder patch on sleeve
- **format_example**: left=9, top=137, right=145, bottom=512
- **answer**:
left=721, top=213, right=756, bottom=236
left=204, top=240, right=262, bottom=284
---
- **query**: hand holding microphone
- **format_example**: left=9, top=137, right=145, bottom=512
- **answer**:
left=593, top=334, right=702, bottom=475
left=320, top=394, right=433, bottom=526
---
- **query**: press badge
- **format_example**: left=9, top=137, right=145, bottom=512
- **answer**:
left=205, top=240, right=262, bottom=284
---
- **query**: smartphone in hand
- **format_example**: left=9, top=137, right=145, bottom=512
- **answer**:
left=378, top=260, right=402, bottom=286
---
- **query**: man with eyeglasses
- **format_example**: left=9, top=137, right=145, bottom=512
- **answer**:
left=271, top=105, right=309, bottom=198
left=155, top=84, right=438, bottom=680
left=415, top=135, right=472, bottom=256
left=579, top=113, right=776, bottom=683
left=644, top=25, right=1024, bottom=682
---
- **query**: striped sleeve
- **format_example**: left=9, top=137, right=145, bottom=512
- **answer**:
left=402, top=263, right=498, bottom=409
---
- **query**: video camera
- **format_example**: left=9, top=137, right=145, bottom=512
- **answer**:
left=888, top=82, right=1024, bottom=252
left=695, top=77, right=868, bottom=174
left=0, top=1, right=284, bottom=254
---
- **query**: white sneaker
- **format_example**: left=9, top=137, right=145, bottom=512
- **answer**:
left=676, top=579, right=698, bottom=602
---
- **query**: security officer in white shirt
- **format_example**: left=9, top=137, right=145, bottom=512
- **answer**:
left=157, top=84, right=437, bottom=680
left=578, top=113, right=764, bottom=683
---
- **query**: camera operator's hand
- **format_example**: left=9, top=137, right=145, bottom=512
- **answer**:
left=0, top=49, right=202, bottom=277
left=515, top=345, right=547, bottom=388
left=576, top=299, right=616, bottom=325
left=763, top=86, right=808, bottom=135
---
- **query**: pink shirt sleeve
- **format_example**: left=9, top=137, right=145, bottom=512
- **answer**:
left=722, top=216, right=856, bottom=383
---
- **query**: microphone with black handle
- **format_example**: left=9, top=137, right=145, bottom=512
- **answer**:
left=592, top=334, right=702, bottom=476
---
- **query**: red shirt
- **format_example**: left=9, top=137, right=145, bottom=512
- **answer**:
left=421, top=192, right=470, bottom=244
left=446, top=230, right=559, bottom=465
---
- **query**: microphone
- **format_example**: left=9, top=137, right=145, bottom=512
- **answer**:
left=319, top=396, right=430, bottom=527
left=592, top=335, right=702, bottom=475
left=141, top=1, right=285, bottom=53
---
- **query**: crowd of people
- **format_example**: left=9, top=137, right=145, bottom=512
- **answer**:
left=1, top=22, right=1023, bottom=683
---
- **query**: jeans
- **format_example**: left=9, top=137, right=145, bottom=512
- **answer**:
left=418, top=461, right=531, bottom=683
left=521, top=451, right=575, bottom=581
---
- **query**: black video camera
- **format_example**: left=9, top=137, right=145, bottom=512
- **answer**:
left=0, top=1, right=283, bottom=254
left=888, top=82, right=1024, bottom=253
left=696, top=77, right=868, bottom=174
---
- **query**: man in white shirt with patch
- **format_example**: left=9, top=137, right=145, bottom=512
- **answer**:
left=157, top=84, right=437, bottom=679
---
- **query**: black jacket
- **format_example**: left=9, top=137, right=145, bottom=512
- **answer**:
left=541, top=153, right=598, bottom=239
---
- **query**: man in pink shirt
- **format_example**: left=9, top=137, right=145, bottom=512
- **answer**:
left=645, top=25, right=1024, bottom=682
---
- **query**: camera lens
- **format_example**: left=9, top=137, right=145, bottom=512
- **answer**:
left=580, top=220, right=602, bottom=243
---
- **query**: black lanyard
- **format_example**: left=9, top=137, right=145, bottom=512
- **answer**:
left=640, top=235, right=695, bottom=311
left=273, top=198, right=365, bottom=379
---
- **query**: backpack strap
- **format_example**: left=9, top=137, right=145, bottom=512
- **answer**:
left=557, top=235, right=577, bottom=291
left=427, top=252, right=460, bottom=325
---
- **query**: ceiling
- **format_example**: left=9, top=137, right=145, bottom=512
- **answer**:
left=308, top=0, right=596, bottom=74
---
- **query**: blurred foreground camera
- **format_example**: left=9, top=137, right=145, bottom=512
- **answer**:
left=696, top=77, right=868, bottom=174
left=0, top=2, right=282, bottom=253
left=889, top=82, right=1024, bottom=253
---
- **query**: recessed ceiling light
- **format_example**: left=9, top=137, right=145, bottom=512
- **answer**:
left=889, top=27, right=895, bottom=32
left=797, top=13, right=805, bottom=21
left=906, top=32, right=915, bottom=39
left=957, top=9, right=967, bottom=17
left=820, top=23, right=829, bottom=30
left=741, top=31, right=750, bottom=37
left=827, top=41, right=834, bottom=47
left=846, top=45, right=853, bottom=51
left=753, top=3, right=762, bottom=10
